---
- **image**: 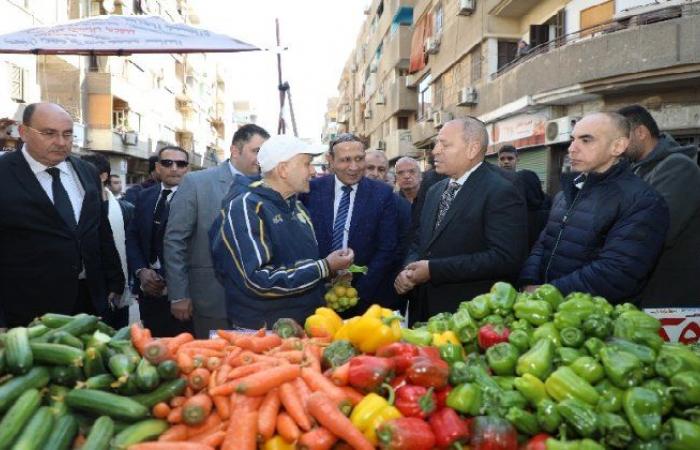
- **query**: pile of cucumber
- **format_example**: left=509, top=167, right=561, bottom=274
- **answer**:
left=0, top=313, right=186, bottom=449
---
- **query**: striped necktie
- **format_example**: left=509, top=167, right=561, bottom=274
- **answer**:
left=434, top=181, right=460, bottom=230
left=331, top=185, right=353, bottom=251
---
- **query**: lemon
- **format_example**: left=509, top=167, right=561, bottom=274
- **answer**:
left=346, top=287, right=358, bottom=298
left=333, top=285, right=347, bottom=297
left=325, top=292, right=337, bottom=303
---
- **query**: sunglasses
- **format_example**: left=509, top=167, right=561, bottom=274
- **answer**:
left=159, top=159, right=189, bottom=168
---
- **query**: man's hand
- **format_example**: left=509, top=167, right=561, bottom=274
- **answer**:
left=405, top=260, right=431, bottom=285
left=171, top=298, right=193, bottom=321
left=523, top=285, right=539, bottom=293
left=107, top=292, right=120, bottom=310
left=138, top=269, right=166, bottom=297
left=325, top=248, right=355, bottom=273
left=394, top=269, right=415, bottom=295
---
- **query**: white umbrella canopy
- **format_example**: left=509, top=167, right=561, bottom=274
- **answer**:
left=0, top=14, right=259, bottom=55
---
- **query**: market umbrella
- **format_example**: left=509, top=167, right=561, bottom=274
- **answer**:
left=0, top=14, right=259, bottom=55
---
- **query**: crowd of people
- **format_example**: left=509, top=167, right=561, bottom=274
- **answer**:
left=1, top=101, right=698, bottom=336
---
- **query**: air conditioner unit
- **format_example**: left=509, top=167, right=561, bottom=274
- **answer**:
left=458, top=0, right=475, bottom=15
left=122, top=131, right=138, bottom=146
left=425, top=36, right=440, bottom=55
left=433, top=110, right=454, bottom=128
left=364, top=109, right=372, bottom=119
left=375, top=93, right=385, bottom=105
left=377, top=140, right=386, bottom=150
left=545, top=116, right=580, bottom=145
left=457, top=87, right=478, bottom=106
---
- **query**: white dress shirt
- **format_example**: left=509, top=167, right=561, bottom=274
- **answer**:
left=332, top=175, right=358, bottom=249
left=451, top=162, right=483, bottom=192
left=150, top=183, right=179, bottom=271
left=228, top=160, right=244, bottom=179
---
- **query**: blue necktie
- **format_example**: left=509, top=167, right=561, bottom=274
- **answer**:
left=331, top=185, right=353, bottom=251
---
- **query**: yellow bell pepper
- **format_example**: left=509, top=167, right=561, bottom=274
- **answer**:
left=334, top=316, right=360, bottom=341
left=263, top=436, right=295, bottom=450
left=350, top=392, right=403, bottom=445
left=341, top=304, right=401, bottom=353
left=305, top=307, right=343, bottom=338
left=432, top=330, right=460, bottom=346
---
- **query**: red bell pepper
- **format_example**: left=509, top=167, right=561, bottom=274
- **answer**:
left=377, top=417, right=436, bottom=450
left=469, top=416, right=518, bottom=450
left=435, top=386, right=452, bottom=409
left=347, top=355, right=395, bottom=393
left=390, top=374, right=407, bottom=390
left=406, top=356, right=449, bottom=389
left=428, top=407, right=470, bottom=448
left=416, top=345, right=442, bottom=362
left=395, top=385, right=437, bottom=418
left=522, top=433, right=550, bottom=450
left=376, top=342, right=420, bottom=374
left=478, top=324, right=510, bottom=350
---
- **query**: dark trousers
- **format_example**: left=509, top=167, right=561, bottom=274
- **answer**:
left=73, top=280, right=129, bottom=329
left=139, top=294, right=193, bottom=337
left=73, top=279, right=98, bottom=316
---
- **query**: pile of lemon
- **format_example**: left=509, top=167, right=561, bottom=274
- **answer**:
left=323, top=282, right=359, bottom=312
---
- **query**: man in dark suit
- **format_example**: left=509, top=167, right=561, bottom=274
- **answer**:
left=301, top=133, right=398, bottom=314
left=0, top=102, right=124, bottom=329
left=396, top=118, right=528, bottom=323
left=126, top=146, right=193, bottom=337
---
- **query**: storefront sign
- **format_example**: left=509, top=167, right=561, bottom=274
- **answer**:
left=645, top=308, right=700, bottom=344
left=488, top=113, right=547, bottom=154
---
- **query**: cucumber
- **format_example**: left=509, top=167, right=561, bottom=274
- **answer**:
left=26, top=324, right=49, bottom=340
left=0, top=366, right=50, bottom=412
left=135, top=358, right=160, bottom=392
left=109, top=354, right=136, bottom=383
left=30, top=342, right=84, bottom=366
left=50, top=365, right=83, bottom=387
left=95, top=321, right=116, bottom=337
left=0, top=388, right=41, bottom=447
left=81, top=415, right=114, bottom=450
left=42, top=414, right=78, bottom=450
left=80, top=374, right=116, bottom=390
left=38, top=314, right=99, bottom=342
left=40, top=313, right=74, bottom=328
left=156, top=359, right=179, bottom=380
left=111, top=325, right=131, bottom=341
left=0, top=348, right=6, bottom=375
left=65, top=389, right=149, bottom=421
left=10, top=405, right=53, bottom=450
left=5, top=327, right=33, bottom=374
left=110, top=419, right=168, bottom=449
left=130, top=378, right=187, bottom=408
left=50, top=331, right=85, bottom=349
left=115, top=376, right=140, bottom=396
left=109, top=340, right=141, bottom=363
left=48, top=384, right=71, bottom=417
left=83, top=347, right=107, bottom=377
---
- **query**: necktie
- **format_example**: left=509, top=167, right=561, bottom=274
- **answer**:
left=434, top=182, right=460, bottom=230
left=331, top=185, right=353, bottom=251
left=150, top=189, right=172, bottom=264
left=46, top=167, right=77, bottom=230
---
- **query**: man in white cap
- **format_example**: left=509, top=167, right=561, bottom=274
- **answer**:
left=210, top=135, right=355, bottom=329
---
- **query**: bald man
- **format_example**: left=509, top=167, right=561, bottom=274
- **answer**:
left=365, top=149, right=390, bottom=183
left=395, top=157, right=422, bottom=204
left=520, top=112, right=669, bottom=303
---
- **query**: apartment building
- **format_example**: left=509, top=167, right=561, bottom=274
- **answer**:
left=326, top=0, right=700, bottom=193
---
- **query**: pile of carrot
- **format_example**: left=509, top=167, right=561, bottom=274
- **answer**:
left=130, top=325, right=373, bottom=450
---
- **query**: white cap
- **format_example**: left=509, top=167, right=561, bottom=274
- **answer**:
left=257, top=135, right=324, bottom=173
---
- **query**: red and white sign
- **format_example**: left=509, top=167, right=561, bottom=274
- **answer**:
left=487, top=113, right=547, bottom=154
left=644, top=308, right=700, bottom=344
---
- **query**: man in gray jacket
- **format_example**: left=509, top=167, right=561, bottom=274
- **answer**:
left=164, top=124, right=269, bottom=337
left=618, top=105, right=700, bottom=307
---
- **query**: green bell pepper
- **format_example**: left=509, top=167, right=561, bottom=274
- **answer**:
left=513, top=373, right=550, bottom=407
left=558, top=294, right=595, bottom=320
left=536, top=398, right=561, bottom=434
left=557, top=398, right=599, bottom=438
left=446, top=383, right=481, bottom=416
left=553, top=311, right=582, bottom=331
left=642, top=378, right=675, bottom=416
left=591, top=296, right=614, bottom=317
left=400, top=328, right=433, bottom=346
left=670, top=371, right=700, bottom=406
left=516, top=338, right=553, bottom=381
left=612, top=302, right=639, bottom=319
left=466, top=294, right=491, bottom=320
left=427, top=313, right=452, bottom=334
left=479, top=314, right=504, bottom=327
left=613, top=310, right=664, bottom=351
left=504, top=406, right=539, bottom=436
left=448, top=361, right=470, bottom=386
left=581, top=313, right=613, bottom=339
left=628, top=441, right=664, bottom=450
left=655, top=343, right=700, bottom=380
left=598, top=412, right=634, bottom=449
left=488, top=282, right=517, bottom=316
left=583, top=337, right=605, bottom=357
left=449, top=309, right=477, bottom=344
left=493, top=376, right=516, bottom=391
left=623, top=387, right=662, bottom=441
left=438, top=343, right=464, bottom=366
left=485, top=342, right=518, bottom=376
left=555, top=347, right=585, bottom=366
left=532, top=284, right=564, bottom=310
left=545, top=438, right=605, bottom=450
left=509, top=318, right=533, bottom=333
left=595, top=380, right=624, bottom=413
left=560, top=327, right=585, bottom=348
left=545, top=366, right=600, bottom=406
left=467, top=363, right=502, bottom=393
left=661, top=418, right=700, bottom=450
left=570, top=356, right=604, bottom=384
left=600, top=346, right=644, bottom=389
left=508, top=329, right=530, bottom=354
left=531, top=322, right=561, bottom=347
left=607, top=338, right=657, bottom=365
left=513, top=298, right=552, bottom=326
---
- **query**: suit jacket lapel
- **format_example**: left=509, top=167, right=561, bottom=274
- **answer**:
left=142, top=187, right=159, bottom=259
left=348, top=177, right=368, bottom=244
left=69, top=156, right=94, bottom=235
left=322, top=176, right=335, bottom=239
left=217, top=162, right=234, bottom=198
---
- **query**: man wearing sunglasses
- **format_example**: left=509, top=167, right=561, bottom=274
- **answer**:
left=0, top=102, right=124, bottom=330
left=126, top=146, right=193, bottom=336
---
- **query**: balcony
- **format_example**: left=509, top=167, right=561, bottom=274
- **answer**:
left=489, top=0, right=541, bottom=17
left=85, top=128, right=150, bottom=159
left=383, top=25, right=413, bottom=71
left=385, top=129, right=417, bottom=160
left=409, top=120, right=437, bottom=149
left=386, top=77, right=418, bottom=116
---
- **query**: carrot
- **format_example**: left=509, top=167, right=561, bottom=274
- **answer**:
left=226, top=361, right=276, bottom=380
left=167, top=332, right=195, bottom=352
left=276, top=412, right=301, bottom=442
left=279, top=337, right=304, bottom=351
left=250, top=334, right=283, bottom=353
left=229, top=350, right=281, bottom=367
left=209, top=370, right=218, bottom=391
left=210, top=364, right=301, bottom=397
left=167, top=406, right=183, bottom=424
left=306, top=392, right=374, bottom=450
left=221, top=411, right=258, bottom=450
left=294, top=377, right=313, bottom=406
left=152, top=402, right=171, bottom=419
left=185, top=386, right=195, bottom=398
left=158, top=424, right=188, bottom=442
left=129, top=443, right=214, bottom=450
left=178, top=351, right=195, bottom=374
left=329, top=362, right=350, bottom=386
left=182, top=394, right=213, bottom=426
left=206, top=357, right=222, bottom=371
left=339, top=386, right=364, bottom=406
left=279, top=381, right=312, bottom=431
left=257, top=389, right=281, bottom=441
left=188, top=368, right=211, bottom=391
left=275, top=350, right=304, bottom=364
left=298, top=427, right=338, bottom=450
left=170, top=396, right=187, bottom=408
left=179, top=348, right=226, bottom=359
left=180, top=339, right=228, bottom=351
left=213, top=395, right=230, bottom=420
left=216, top=330, right=244, bottom=344
left=143, top=339, right=172, bottom=364
left=224, top=347, right=243, bottom=365
left=303, top=346, right=322, bottom=372
left=301, top=368, right=351, bottom=411
left=190, top=429, right=226, bottom=447
left=216, top=364, right=232, bottom=385
left=131, top=323, right=152, bottom=354
left=186, top=413, right=222, bottom=438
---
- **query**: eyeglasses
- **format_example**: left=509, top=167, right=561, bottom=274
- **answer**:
left=159, top=159, right=189, bottom=168
left=24, top=125, right=74, bottom=140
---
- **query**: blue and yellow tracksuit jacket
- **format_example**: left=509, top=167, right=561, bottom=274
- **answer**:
left=210, top=182, right=328, bottom=329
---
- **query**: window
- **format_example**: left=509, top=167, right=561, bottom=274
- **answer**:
left=434, top=3, right=444, bottom=35
left=398, top=116, right=409, bottom=130
left=418, top=74, right=432, bottom=120
left=113, top=110, right=126, bottom=129
left=8, top=64, right=24, bottom=102
left=433, top=77, right=443, bottom=109
left=497, top=41, right=518, bottom=70
left=470, top=45, right=482, bottom=82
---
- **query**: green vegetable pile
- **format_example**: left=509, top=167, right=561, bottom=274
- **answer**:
left=0, top=313, right=184, bottom=449
left=403, top=282, right=700, bottom=449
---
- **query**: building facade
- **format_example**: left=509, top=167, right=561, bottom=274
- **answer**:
left=325, top=0, right=700, bottom=193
